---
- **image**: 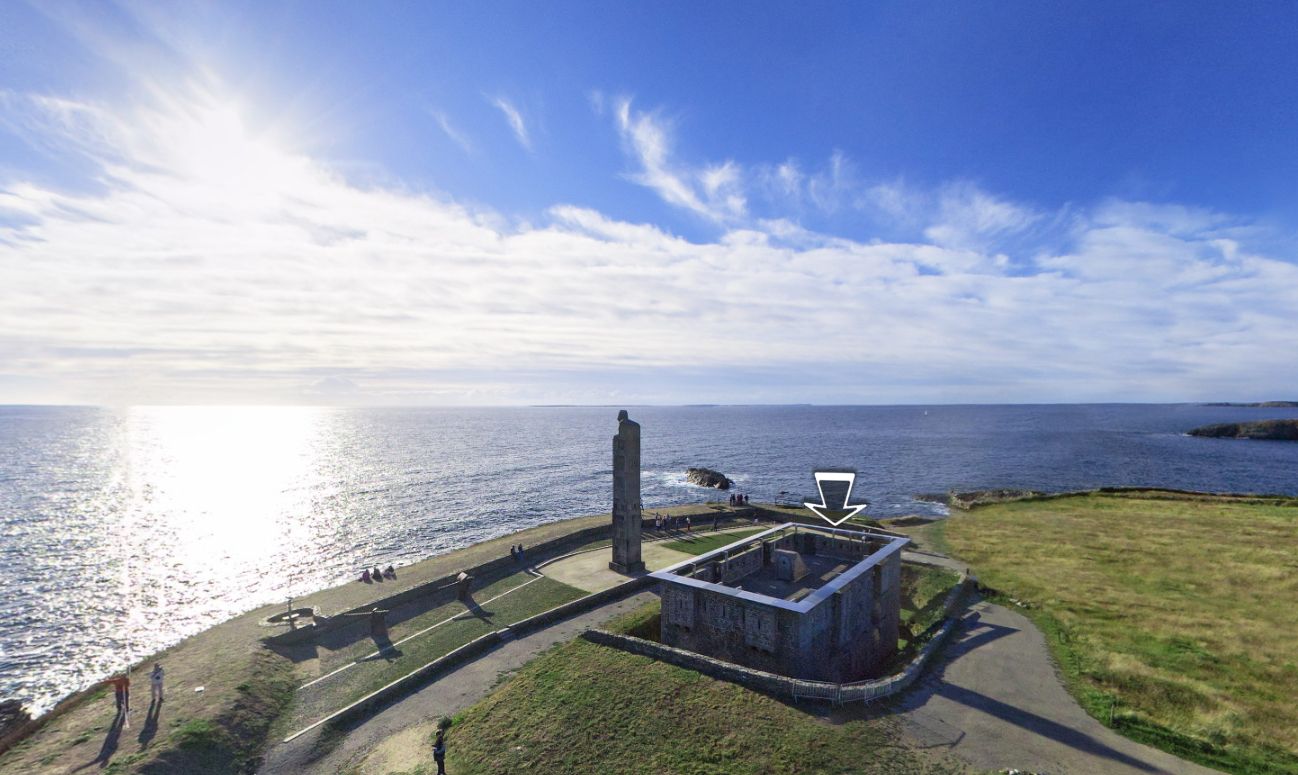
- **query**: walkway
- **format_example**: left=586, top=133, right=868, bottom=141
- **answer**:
left=539, top=525, right=759, bottom=593
left=897, top=597, right=1221, bottom=774
left=259, top=590, right=658, bottom=775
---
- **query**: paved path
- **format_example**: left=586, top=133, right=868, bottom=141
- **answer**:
left=259, top=590, right=658, bottom=775
left=897, top=597, right=1221, bottom=775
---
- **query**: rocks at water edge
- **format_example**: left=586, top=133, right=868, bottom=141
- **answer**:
left=1188, top=419, right=1298, bottom=441
left=685, top=467, right=733, bottom=490
left=0, top=699, right=33, bottom=748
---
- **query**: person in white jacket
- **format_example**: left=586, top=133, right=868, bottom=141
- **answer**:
left=150, top=662, right=164, bottom=703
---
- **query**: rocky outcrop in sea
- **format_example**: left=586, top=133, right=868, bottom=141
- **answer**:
left=685, top=467, right=733, bottom=489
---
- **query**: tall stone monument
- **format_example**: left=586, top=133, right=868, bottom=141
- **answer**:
left=610, top=409, right=645, bottom=574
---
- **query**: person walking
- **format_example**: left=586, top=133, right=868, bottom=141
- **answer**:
left=150, top=662, right=164, bottom=703
left=432, top=728, right=447, bottom=774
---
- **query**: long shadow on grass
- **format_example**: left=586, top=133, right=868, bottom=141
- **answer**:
left=364, top=631, right=403, bottom=663
left=897, top=605, right=1159, bottom=773
left=454, top=592, right=495, bottom=624
left=69, top=709, right=124, bottom=772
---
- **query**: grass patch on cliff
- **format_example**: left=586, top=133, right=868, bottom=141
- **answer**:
left=438, top=637, right=960, bottom=775
left=899, top=565, right=960, bottom=638
left=135, top=647, right=295, bottom=774
left=942, top=492, right=1298, bottom=775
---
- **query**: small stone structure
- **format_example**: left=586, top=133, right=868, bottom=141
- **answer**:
left=651, top=523, right=908, bottom=682
left=610, top=410, right=645, bottom=574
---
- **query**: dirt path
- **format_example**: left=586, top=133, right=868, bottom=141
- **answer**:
left=259, top=590, right=658, bottom=775
left=897, top=597, right=1221, bottom=774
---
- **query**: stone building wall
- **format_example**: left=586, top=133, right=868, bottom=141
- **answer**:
left=658, top=545, right=903, bottom=681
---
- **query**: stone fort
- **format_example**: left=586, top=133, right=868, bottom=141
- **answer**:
left=609, top=410, right=908, bottom=683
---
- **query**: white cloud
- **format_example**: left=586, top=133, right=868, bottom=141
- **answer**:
left=428, top=109, right=474, bottom=154
left=488, top=96, right=531, bottom=151
left=612, top=98, right=746, bottom=222
left=923, top=181, right=1042, bottom=251
left=3, top=86, right=1297, bottom=405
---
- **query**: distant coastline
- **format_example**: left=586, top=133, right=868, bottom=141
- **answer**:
left=1202, top=401, right=1298, bottom=408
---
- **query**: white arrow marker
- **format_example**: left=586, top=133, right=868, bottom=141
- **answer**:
left=804, top=471, right=868, bottom=526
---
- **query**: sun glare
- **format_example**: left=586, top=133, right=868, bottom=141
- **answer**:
left=163, top=96, right=307, bottom=198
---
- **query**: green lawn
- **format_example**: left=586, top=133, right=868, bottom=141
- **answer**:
left=662, top=528, right=765, bottom=555
left=427, top=637, right=961, bottom=775
left=284, top=574, right=586, bottom=734
left=943, top=492, right=1298, bottom=775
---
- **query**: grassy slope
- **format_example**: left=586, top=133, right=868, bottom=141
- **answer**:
left=432, top=636, right=962, bottom=775
left=942, top=493, right=1298, bottom=775
left=899, top=565, right=960, bottom=644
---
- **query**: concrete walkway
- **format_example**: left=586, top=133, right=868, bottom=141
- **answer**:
left=540, top=523, right=765, bottom=593
left=259, top=590, right=658, bottom=775
left=897, top=597, right=1221, bottom=775
left=541, top=541, right=692, bottom=592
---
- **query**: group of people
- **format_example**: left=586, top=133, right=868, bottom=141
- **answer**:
left=103, top=662, right=165, bottom=714
left=509, top=544, right=527, bottom=564
left=652, top=513, right=693, bottom=533
left=360, top=565, right=397, bottom=583
left=728, top=493, right=750, bottom=506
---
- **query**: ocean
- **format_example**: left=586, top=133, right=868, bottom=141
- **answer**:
left=2, top=403, right=1297, bottom=715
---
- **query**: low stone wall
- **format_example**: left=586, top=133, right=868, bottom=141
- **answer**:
left=265, top=523, right=614, bottom=647
left=585, top=573, right=974, bottom=705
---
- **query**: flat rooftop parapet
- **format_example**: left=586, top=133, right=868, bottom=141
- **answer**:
left=649, top=522, right=909, bottom=613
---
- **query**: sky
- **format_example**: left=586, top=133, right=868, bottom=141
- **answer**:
left=1, top=1, right=1297, bottom=406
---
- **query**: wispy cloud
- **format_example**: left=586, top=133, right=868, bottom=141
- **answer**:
left=428, top=109, right=474, bottom=154
left=2, top=85, right=1297, bottom=405
left=488, top=96, right=531, bottom=151
left=611, top=98, right=745, bottom=222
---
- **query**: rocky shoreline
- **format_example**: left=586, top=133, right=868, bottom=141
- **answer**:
left=1188, top=418, right=1298, bottom=441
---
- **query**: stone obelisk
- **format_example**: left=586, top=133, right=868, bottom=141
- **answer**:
left=610, top=410, right=645, bottom=574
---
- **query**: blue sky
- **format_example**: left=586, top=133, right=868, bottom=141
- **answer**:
left=1, top=1, right=1297, bottom=405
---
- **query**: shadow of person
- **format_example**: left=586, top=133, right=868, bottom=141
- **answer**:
left=70, top=709, right=125, bottom=772
left=457, top=592, right=494, bottom=623
left=368, top=632, right=404, bottom=662
left=137, top=699, right=161, bottom=749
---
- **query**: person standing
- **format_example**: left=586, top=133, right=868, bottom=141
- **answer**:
left=432, top=728, right=447, bottom=774
left=106, top=674, right=129, bottom=714
left=150, top=662, right=164, bottom=703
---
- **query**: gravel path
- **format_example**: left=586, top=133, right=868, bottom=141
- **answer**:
left=897, top=597, right=1221, bottom=774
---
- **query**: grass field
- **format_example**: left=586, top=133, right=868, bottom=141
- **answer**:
left=423, top=636, right=961, bottom=775
left=942, top=492, right=1298, bottom=775
left=284, top=574, right=586, bottom=734
left=662, top=528, right=765, bottom=555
